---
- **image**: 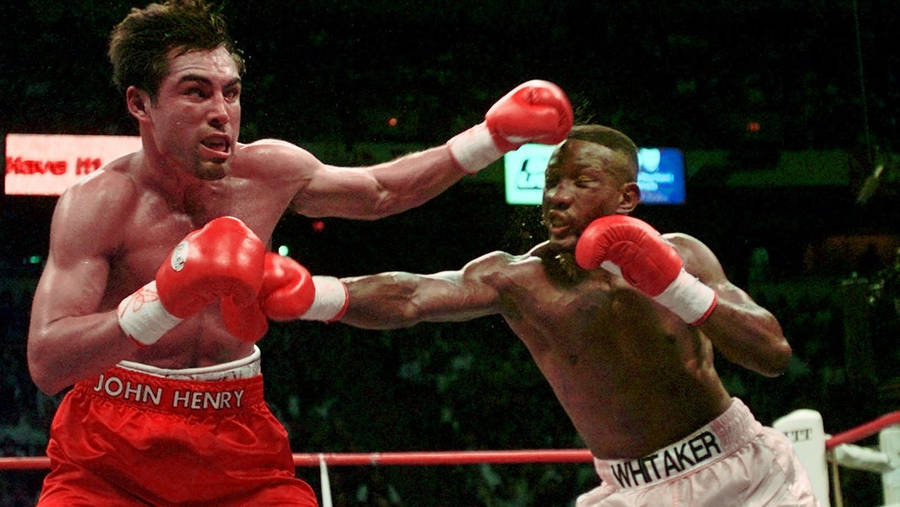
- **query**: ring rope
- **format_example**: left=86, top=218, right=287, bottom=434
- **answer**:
left=292, top=449, right=593, bottom=467
left=1, top=410, right=897, bottom=471
left=824, top=410, right=900, bottom=450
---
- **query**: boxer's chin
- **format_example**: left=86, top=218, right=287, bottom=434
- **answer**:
left=546, top=231, right=577, bottom=252
left=542, top=250, right=587, bottom=286
left=195, top=160, right=227, bottom=180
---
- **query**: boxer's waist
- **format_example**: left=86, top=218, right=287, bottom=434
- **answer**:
left=75, top=348, right=264, bottom=415
left=595, top=398, right=762, bottom=489
left=117, top=345, right=262, bottom=381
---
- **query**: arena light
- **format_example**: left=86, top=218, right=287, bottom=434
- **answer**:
left=5, top=133, right=142, bottom=195
left=503, top=143, right=687, bottom=205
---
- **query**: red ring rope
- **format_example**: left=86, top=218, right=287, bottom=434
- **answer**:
left=292, top=449, right=593, bottom=467
left=824, top=410, right=900, bottom=450
left=2, top=410, right=897, bottom=470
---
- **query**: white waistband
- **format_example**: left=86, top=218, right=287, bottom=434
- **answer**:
left=595, top=398, right=762, bottom=490
left=117, top=345, right=261, bottom=381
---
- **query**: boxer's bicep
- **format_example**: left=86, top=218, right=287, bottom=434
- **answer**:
left=33, top=188, right=116, bottom=328
left=667, top=233, right=758, bottom=310
left=33, top=250, right=111, bottom=328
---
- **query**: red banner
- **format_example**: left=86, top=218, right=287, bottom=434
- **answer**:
left=5, top=134, right=141, bottom=195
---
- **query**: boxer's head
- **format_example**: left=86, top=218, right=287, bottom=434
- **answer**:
left=542, top=125, right=641, bottom=251
left=109, top=0, right=245, bottom=101
left=565, top=125, right=640, bottom=184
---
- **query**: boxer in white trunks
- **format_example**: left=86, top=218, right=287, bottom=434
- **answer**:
left=264, top=124, right=819, bottom=505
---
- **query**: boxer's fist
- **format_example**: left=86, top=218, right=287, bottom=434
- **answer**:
left=575, top=215, right=683, bottom=296
left=485, top=80, right=573, bottom=151
left=156, top=217, right=266, bottom=316
left=221, top=253, right=349, bottom=343
left=448, top=80, right=573, bottom=173
left=118, top=217, right=266, bottom=346
left=575, top=215, right=717, bottom=325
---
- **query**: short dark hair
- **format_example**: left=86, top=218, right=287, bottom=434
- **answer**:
left=108, top=0, right=245, bottom=98
left=568, top=125, right=639, bottom=181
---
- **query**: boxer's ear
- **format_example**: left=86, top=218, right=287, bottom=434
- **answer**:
left=615, top=182, right=641, bottom=214
left=126, top=86, right=151, bottom=121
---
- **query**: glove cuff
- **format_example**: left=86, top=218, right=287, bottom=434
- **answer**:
left=447, top=122, right=504, bottom=174
left=300, top=276, right=349, bottom=322
left=652, top=270, right=718, bottom=325
left=117, top=281, right=183, bottom=346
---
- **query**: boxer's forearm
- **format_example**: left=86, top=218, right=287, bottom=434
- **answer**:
left=28, top=311, right=138, bottom=395
left=339, top=273, right=425, bottom=329
left=340, top=271, right=495, bottom=329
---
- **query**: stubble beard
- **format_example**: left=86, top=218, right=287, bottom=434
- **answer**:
left=194, top=159, right=228, bottom=180
left=541, top=249, right=589, bottom=287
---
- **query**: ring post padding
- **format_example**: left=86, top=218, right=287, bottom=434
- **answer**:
left=774, top=408, right=830, bottom=507
left=881, top=425, right=900, bottom=505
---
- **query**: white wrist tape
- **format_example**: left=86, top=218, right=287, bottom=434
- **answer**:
left=446, top=122, right=504, bottom=174
left=652, top=270, right=718, bottom=325
left=600, top=260, right=623, bottom=277
left=117, top=281, right=183, bottom=346
left=300, top=276, right=349, bottom=322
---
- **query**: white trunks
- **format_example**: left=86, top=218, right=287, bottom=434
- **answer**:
left=576, top=398, right=820, bottom=506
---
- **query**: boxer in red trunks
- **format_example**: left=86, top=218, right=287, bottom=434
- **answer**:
left=269, top=125, right=819, bottom=505
left=26, top=1, right=573, bottom=504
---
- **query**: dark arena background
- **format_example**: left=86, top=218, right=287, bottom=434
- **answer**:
left=1, top=1, right=898, bottom=505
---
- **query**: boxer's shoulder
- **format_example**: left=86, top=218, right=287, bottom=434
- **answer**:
left=458, top=250, right=545, bottom=293
left=54, top=162, right=139, bottom=240
left=231, top=140, right=320, bottom=178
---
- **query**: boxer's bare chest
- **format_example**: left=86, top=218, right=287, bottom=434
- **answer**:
left=499, top=257, right=644, bottom=357
left=494, top=257, right=727, bottom=457
left=103, top=177, right=289, bottom=304
left=103, top=180, right=292, bottom=367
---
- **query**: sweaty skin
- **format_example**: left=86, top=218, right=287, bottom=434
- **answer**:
left=340, top=138, right=791, bottom=459
left=27, top=47, right=471, bottom=395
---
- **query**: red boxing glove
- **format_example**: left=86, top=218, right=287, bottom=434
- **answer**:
left=221, top=253, right=349, bottom=342
left=574, top=215, right=718, bottom=325
left=447, top=80, right=573, bottom=173
left=117, top=217, right=266, bottom=346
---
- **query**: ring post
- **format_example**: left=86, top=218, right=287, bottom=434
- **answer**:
left=318, top=453, right=333, bottom=507
left=774, top=409, right=830, bottom=507
left=881, top=425, right=900, bottom=505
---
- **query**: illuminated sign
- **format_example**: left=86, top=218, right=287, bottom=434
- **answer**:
left=503, top=143, right=555, bottom=205
left=5, top=134, right=141, bottom=195
left=636, top=147, right=686, bottom=205
left=503, top=143, right=687, bottom=205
